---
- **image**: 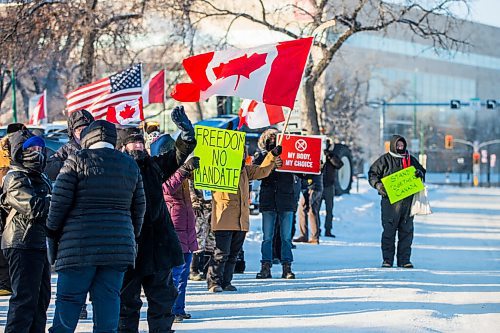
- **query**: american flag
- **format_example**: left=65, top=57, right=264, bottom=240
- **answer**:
left=66, top=64, right=143, bottom=118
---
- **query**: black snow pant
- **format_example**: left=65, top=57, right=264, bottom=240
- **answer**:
left=119, top=269, right=178, bottom=333
left=322, top=185, right=335, bottom=234
left=207, top=230, right=246, bottom=289
left=380, top=196, right=414, bottom=266
left=3, top=248, right=51, bottom=333
left=0, top=244, right=11, bottom=291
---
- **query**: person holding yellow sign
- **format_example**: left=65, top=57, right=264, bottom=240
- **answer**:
left=206, top=145, right=283, bottom=292
left=368, top=135, right=425, bottom=269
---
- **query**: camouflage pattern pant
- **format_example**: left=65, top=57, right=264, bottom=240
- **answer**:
left=194, top=206, right=215, bottom=253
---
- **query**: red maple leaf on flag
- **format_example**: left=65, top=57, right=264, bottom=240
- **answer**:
left=120, top=104, right=136, bottom=119
left=212, top=53, right=267, bottom=90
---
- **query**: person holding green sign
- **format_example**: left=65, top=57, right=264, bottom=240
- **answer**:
left=207, top=145, right=283, bottom=292
left=368, top=135, right=425, bottom=269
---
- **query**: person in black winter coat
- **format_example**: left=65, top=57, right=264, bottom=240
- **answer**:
left=0, top=123, right=28, bottom=297
left=368, top=134, right=426, bottom=268
left=45, top=109, right=94, bottom=181
left=118, top=105, right=196, bottom=333
left=46, top=120, right=146, bottom=333
left=45, top=109, right=94, bottom=319
left=254, top=128, right=296, bottom=280
left=321, top=139, right=344, bottom=237
left=1, top=131, right=52, bottom=333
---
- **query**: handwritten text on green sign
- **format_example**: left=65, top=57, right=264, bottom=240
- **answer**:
left=193, top=125, right=246, bottom=194
left=381, top=166, right=424, bottom=204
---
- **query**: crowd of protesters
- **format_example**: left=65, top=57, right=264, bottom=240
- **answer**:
left=0, top=104, right=424, bottom=332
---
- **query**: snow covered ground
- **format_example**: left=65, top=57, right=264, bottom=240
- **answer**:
left=1, top=180, right=499, bottom=332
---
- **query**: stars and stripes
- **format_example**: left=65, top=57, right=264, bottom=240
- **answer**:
left=65, top=64, right=143, bottom=118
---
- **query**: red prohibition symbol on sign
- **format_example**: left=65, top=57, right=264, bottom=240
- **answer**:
left=295, top=139, right=308, bottom=152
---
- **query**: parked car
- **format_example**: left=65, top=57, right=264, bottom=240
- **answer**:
left=0, top=124, right=67, bottom=157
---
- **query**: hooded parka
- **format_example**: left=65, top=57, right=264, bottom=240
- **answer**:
left=368, top=135, right=426, bottom=266
left=1, top=130, right=52, bottom=250
left=45, top=109, right=94, bottom=180
left=212, top=152, right=276, bottom=231
left=46, top=120, right=145, bottom=271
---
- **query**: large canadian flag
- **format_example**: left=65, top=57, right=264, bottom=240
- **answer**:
left=238, top=99, right=286, bottom=129
left=171, top=37, right=313, bottom=109
left=106, top=97, right=144, bottom=125
left=142, top=69, right=165, bottom=106
left=29, top=90, right=47, bottom=125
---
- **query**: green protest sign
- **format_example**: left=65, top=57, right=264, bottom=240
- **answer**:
left=381, top=166, right=425, bottom=204
left=193, top=125, right=246, bottom=194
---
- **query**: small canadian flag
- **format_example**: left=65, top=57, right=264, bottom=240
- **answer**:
left=29, top=90, right=47, bottom=125
left=238, top=99, right=286, bottom=129
left=106, top=97, right=144, bottom=125
left=171, top=37, right=313, bottom=109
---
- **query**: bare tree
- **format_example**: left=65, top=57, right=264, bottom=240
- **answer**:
left=175, top=0, right=470, bottom=134
left=0, top=0, right=153, bottom=119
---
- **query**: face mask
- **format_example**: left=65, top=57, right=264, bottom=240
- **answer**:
left=22, top=150, right=45, bottom=172
left=265, top=138, right=276, bottom=151
left=396, top=148, right=406, bottom=154
left=127, top=149, right=148, bottom=162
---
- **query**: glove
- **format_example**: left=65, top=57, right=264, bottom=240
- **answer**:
left=194, top=208, right=203, bottom=219
left=415, top=169, right=424, bottom=179
left=171, top=105, right=195, bottom=141
left=180, top=156, right=200, bottom=173
left=271, top=145, right=282, bottom=157
left=376, top=182, right=387, bottom=197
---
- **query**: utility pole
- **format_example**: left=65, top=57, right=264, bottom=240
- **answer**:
left=413, top=69, right=418, bottom=140
left=11, top=68, right=17, bottom=123
left=453, top=139, right=500, bottom=187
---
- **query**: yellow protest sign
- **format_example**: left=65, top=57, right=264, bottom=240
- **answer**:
left=381, top=166, right=425, bottom=204
left=193, top=125, right=246, bottom=194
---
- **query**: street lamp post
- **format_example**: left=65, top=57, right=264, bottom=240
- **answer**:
left=368, top=99, right=386, bottom=154
left=413, top=69, right=418, bottom=140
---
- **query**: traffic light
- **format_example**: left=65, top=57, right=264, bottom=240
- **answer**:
left=384, top=141, right=390, bottom=153
left=444, top=135, right=454, bottom=149
left=450, top=100, right=461, bottom=109
left=473, top=152, right=480, bottom=165
left=486, top=99, right=497, bottom=109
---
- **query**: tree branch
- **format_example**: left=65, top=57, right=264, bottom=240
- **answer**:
left=99, top=13, right=143, bottom=30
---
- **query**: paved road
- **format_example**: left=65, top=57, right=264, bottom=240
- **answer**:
left=0, top=185, right=498, bottom=332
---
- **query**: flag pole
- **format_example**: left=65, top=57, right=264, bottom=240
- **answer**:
left=42, top=90, right=48, bottom=125
left=278, top=108, right=293, bottom=146
left=162, top=68, right=167, bottom=133
left=11, top=68, right=17, bottom=123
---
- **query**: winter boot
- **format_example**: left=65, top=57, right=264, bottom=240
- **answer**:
left=234, top=249, right=246, bottom=274
left=281, top=263, right=295, bottom=279
left=189, top=252, right=204, bottom=281
left=256, top=262, right=272, bottom=279
left=201, top=251, right=213, bottom=279
left=381, top=260, right=392, bottom=268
